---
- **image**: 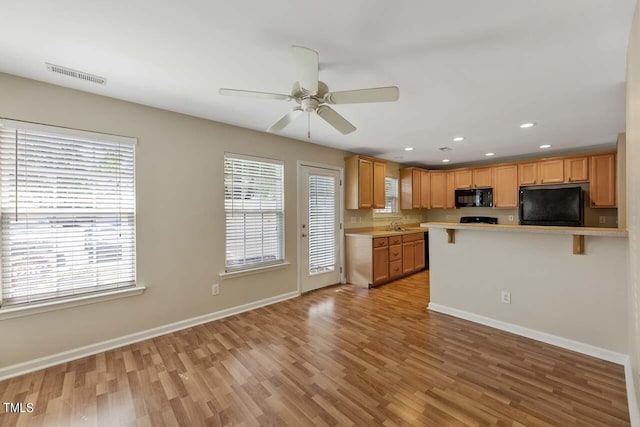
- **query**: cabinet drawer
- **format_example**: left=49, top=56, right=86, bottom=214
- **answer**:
left=388, top=236, right=402, bottom=245
left=402, top=233, right=423, bottom=243
left=389, top=260, right=403, bottom=279
left=389, top=244, right=402, bottom=261
left=373, top=237, right=388, bottom=248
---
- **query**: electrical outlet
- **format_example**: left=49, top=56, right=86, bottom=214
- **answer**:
left=211, top=283, right=220, bottom=296
left=508, top=215, right=514, bottom=222
left=501, top=291, right=511, bottom=304
left=599, top=216, right=606, bottom=224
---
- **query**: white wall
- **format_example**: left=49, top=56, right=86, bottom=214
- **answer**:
left=0, top=73, right=348, bottom=368
left=428, top=227, right=628, bottom=354
left=626, top=0, right=640, bottom=416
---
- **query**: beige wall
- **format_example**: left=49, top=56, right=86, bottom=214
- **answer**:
left=428, top=227, right=628, bottom=353
left=626, top=0, right=640, bottom=418
left=0, top=73, right=348, bottom=367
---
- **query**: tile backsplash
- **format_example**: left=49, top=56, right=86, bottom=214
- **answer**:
left=345, top=209, right=429, bottom=229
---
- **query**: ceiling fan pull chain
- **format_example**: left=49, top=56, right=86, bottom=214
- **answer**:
left=307, top=112, right=311, bottom=139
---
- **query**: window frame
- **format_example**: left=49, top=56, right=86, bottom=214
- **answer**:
left=0, top=119, right=139, bottom=310
left=223, top=153, right=286, bottom=273
left=374, top=176, right=400, bottom=217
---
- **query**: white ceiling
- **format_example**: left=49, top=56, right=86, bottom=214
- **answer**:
left=0, top=0, right=635, bottom=165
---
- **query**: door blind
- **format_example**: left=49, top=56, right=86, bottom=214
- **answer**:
left=308, top=175, right=336, bottom=275
left=0, top=120, right=136, bottom=306
left=224, top=154, right=284, bottom=270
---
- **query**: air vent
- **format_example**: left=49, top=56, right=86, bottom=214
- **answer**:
left=439, top=146, right=453, bottom=152
left=46, top=63, right=107, bottom=85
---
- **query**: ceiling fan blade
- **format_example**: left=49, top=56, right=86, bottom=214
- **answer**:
left=291, top=46, right=319, bottom=93
left=219, top=88, right=291, bottom=101
left=324, top=86, right=399, bottom=104
left=268, top=107, right=304, bottom=133
left=316, top=106, right=356, bottom=135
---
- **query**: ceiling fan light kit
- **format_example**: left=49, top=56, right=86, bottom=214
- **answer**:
left=219, top=46, right=399, bottom=135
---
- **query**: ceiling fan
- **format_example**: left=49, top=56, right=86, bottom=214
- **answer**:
left=219, top=45, right=399, bottom=135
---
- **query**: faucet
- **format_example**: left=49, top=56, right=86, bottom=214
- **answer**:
left=388, top=221, right=402, bottom=231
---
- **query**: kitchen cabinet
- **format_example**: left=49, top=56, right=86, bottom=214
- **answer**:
left=518, top=162, right=538, bottom=186
left=590, top=153, right=616, bottom=208
left=400, top=167, right=429, bottom=209
left=564, top=157, right=589, bottom=183
left=445, top=172, right=455, bottom=209
left=493, top=165, right=519, bottom=208
left=538, top=159, right=565, bottom=184
left=429, top=172, right=447, bottom=209
left=454, top=170, right=473, bottom=189
left=345, top=232, right=425, bottom=288
left=345, top=155, right=386, bottom=209
left=473, top=167, right=493, bottom=188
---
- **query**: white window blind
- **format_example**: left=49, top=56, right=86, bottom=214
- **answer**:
left=308, top=174, right=336, bottom=275
left=375, top=177, right=398, bottom=214
left=224, top=154, right=284, bottom=271
left=0, top=120, right=136, bottom=307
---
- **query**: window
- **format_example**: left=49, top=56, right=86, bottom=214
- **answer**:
left=375, top=177, right=399, bottom=214
left=0, top=119, right=136, bottom=307
left=224, top=154, right=284, bottom=271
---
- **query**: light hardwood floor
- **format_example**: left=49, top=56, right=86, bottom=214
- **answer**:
left=0, top=271, right=630, bottom=426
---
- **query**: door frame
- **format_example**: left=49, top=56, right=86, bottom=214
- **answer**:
left=297, top=161, right=345, bottom=294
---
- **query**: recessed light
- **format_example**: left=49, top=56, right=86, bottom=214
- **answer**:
left=520, top=122, right=536, bottom=129
left=453, top=137, right=465, bottom=142
left=442, top=159, right=450, bottom=163
left=539, top=144, right=551, bottom=149
left=404, top=147, right=414, bottom=151
left=485, top=152, right=495, bottom=157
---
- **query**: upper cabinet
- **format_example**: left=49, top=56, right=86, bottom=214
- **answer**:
left=429, top=172, right=447, bottom=209
left=454, top=170, right=473, bottom=189
left=493, top=165, right=518, bottom=208
left=345, top=155, right=386, bottom=209
left=590, top=153, right=616, bottom=208
left=445, top=172, right=456, bottom=209
left=518, top=162, right=538, bottom=186
left=473, top=167, right=493, bottom=188
left=400, top=168, right=430, bottom=210
left=538, top=159, right=565, bottom=184
left=564, top=157, right=589, bottom=183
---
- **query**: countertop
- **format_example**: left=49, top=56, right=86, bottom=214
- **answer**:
left=421, top=222, right=628, bottom=237
left=345, top=227, right=429, bottom=238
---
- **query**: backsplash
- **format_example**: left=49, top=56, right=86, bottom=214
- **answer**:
left=345, top=208, right=429, bottom=229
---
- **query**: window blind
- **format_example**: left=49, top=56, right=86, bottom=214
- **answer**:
left=308, top=175, right=336, bottom=275
left=224, top=154, right=284, bottom=270
left=0, top=120, right=136, bottom=306
left=375, top=177, right=398, bottom=214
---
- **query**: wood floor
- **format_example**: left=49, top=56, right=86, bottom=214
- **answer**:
left=0, top=271, right=630, bottom=426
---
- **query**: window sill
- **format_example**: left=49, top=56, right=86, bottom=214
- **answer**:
left=220, top=262, right=291, bottom=280
left=0, top=286, right=146, bottom=321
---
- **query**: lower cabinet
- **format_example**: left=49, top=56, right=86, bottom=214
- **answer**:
left=346, top=233, right=426, bottom=288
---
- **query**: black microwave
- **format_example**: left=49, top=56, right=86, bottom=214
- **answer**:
left=455, top=188, right=493, bottom=208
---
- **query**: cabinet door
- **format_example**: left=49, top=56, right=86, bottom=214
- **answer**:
left=429, top=172, right=446, bottom=209
left=539, top=159, right=564, bottom=184
left=373, top=161, right=386, bottom=209
left=493, top=165, right=519, bottom=208
left=402, top=242, right=415, bottom=274
left=473, top=167, right=493, bottom=188
left=564, top=157, right=589, bottom=183
left=446, top=172, right=455, bottom=209
left=372, top=246, right=389, bottom=284
left=389, top=260, right=403, bottom=279
left=358, top=159, right=373, bottom=208
left=590, top=153, right=616, bottom=208
left=454, top=170, right=473, bottom=189
left=412, top=169, right=421, bottom=209
left=420, top=171, right=430, bottom=209
left=518, top=162, right=538, bottom=186
left=414, top=240, right=425, bottom=270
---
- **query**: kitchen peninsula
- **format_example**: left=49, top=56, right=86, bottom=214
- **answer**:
left=425, top=222, right=629, bottom=360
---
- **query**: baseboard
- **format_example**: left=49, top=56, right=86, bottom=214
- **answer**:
left=427, top=303, right=627, bottom=365
left=625, top=356, right=640, bottom=427
left=0, top=290, right=300, bottom=381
